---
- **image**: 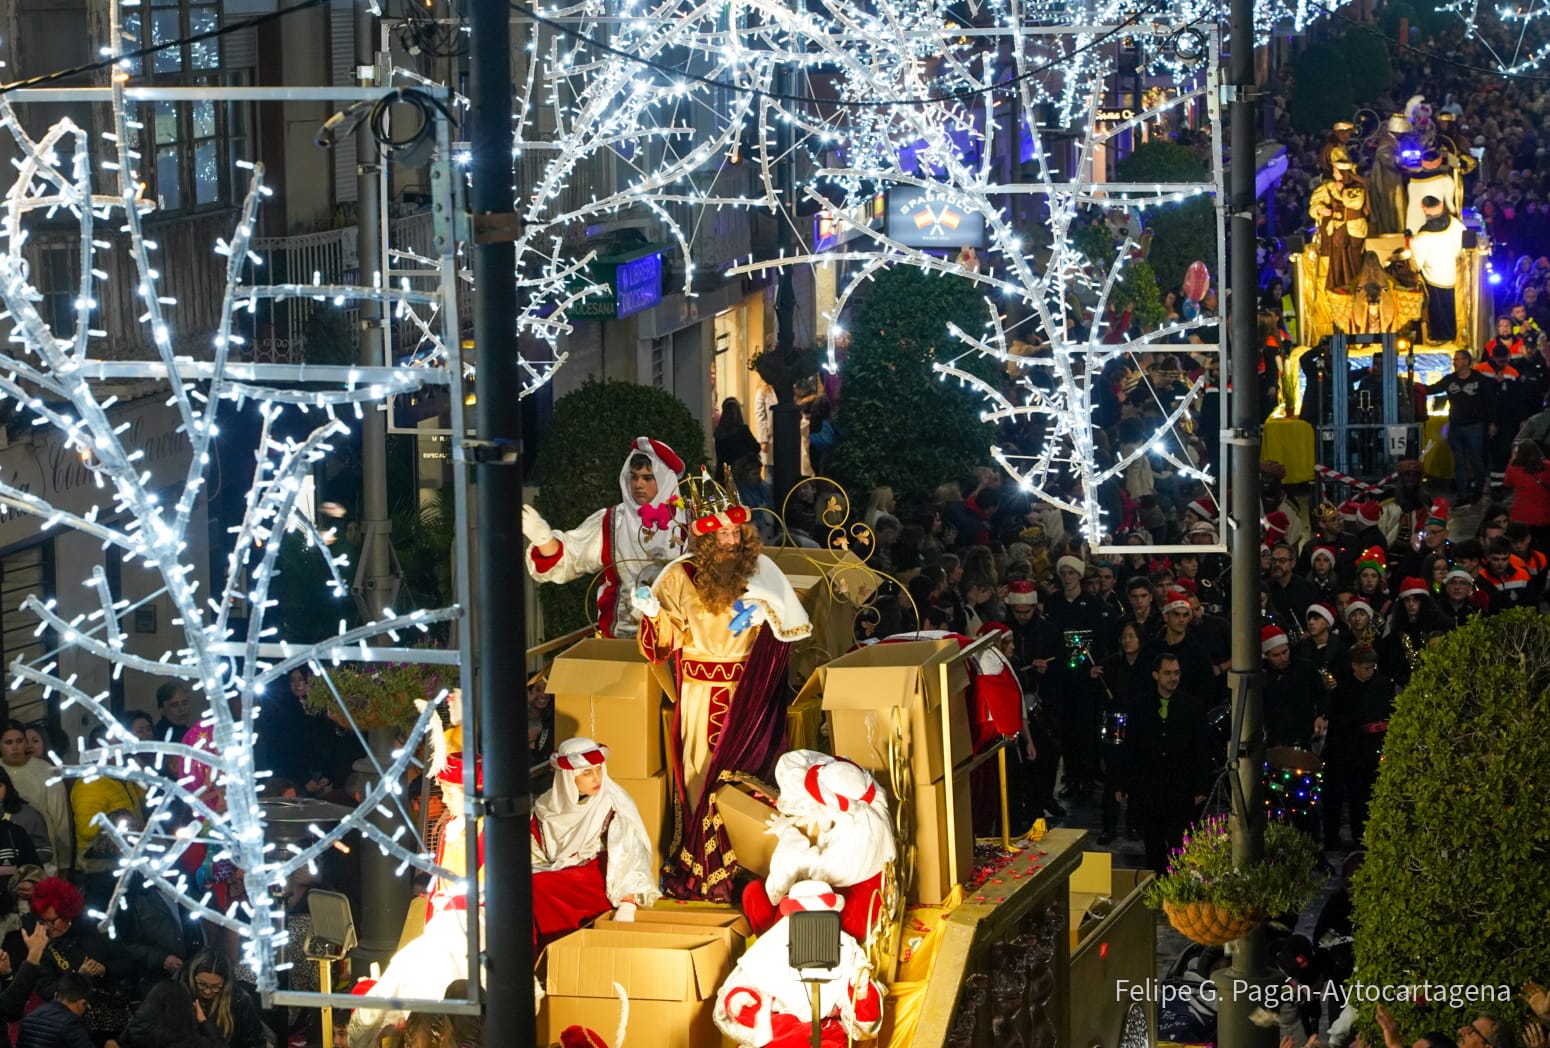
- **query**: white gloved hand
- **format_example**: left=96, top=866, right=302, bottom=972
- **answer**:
left=614, top=900, right=637, bottom=922
left=631, top=585, right=661, bottom=619
left=522, top=503, right=555, bottom=546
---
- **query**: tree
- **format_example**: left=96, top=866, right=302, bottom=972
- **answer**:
left=830, top=266, right=993, bottom=501
left=532, top=379, right=707, bottom=637
left=1115, top=142, right=1216, bottom=294
left=1351, top=609, right=1550, bottom=1041
left=1289, top=42, right=1355, bottom=135
left=1339, top=28, right=1394, bottom=103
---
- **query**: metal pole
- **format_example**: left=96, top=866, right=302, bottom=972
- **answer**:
left=771, top=61, right=803, bottom=504
left=351, top=0, right=410, bottom=972
left=469, top=0, right=533, bottom=1042
left=1215, top=1, right=1275, bottom=1045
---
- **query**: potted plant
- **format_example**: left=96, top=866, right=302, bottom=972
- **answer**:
left=1142, top=814, right=1321, bottom=946
left=302, top=662, right=459, bottom=734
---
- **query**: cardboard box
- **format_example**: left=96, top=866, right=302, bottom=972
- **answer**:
left=549, top=638, right=667, bottom=779
left=593, top=907, right=751, bottom=962
left=541, top=929, right=727, bottom=1048
left=613, top=770, right=669, bottom=874
left=711, top=780, right=779, bottom=878
left=911, top=770, right=973, bottom=905
left=816, top=640, right=972, bottom=783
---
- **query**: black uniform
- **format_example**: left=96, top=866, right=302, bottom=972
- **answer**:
left=1263, top=656, right=1327, bottom=749
left=1117, top=687, right=1213, bottom=872
left=1042, top=590, right=1115, bottom=787
left=1321, top=667, right=1395, bottom=849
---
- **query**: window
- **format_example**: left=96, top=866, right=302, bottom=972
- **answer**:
left=34, top=244, right=79, bottom=335
left=125, top=0, right=250, bottom=212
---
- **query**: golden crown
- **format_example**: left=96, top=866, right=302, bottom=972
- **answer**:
left=684, top=466, right=750, bottom=536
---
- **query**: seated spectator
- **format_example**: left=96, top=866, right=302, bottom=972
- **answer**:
left=119, top=980, right=227, bottom=1048
left=16, top=972, right=98, bottom=1048
left=17, top=877, right=127, bottom=1003
left=182, top=951, right=265, bottom=1048
left=71, top=735, right=146, bottom=909
left=115, top=864, right=205, bottom=998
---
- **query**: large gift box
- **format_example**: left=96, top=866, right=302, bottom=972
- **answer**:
left=548, top=638, right=667, bottom=779
left=711, top=779, right=779, bottom=878
left=912, top=769, right=974, bottom=905
left=540, top=928, right=728, bottom=1048
left=810, top=639, right=971, bottom=783
left=612, top=769, right=669, bottom=874
left=592, top=907, right=752, bottom=963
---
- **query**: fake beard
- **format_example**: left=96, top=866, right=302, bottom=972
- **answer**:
left=690, top=528, right=761, bottom=614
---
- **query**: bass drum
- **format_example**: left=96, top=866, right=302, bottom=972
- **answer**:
left=1205, top=703, right=1232, bottom=757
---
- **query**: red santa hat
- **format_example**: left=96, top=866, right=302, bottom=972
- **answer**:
left=976, top=621, right=1010, bottom=637
left=551, top=737, right=610, bottom=772
left=631, top=436, right=684, bottom=476
left=1425, top=499, right=1450, bottom=528
left=1174, top=577, right=1199, bottom=595
left=1309, top=544, right=1337, bottom=569
left=437, top=751, right=484, bottom=790
left=1185, top=499, right=1216, bottom=522
left=1355, top=546, right=1386, bottom=575
left=1356, top=500, right=1382, bottom=526
left=1264, top=511, right=1290, bottom=544
left=804, top=759, right=879, bottom=813
left=1005, top=580, right=1039, bottom=606
left=1261, top=624, right=1289, bottom=653
left=1162, top=589, right=1192, bottom=613
left=1343, top=598, right=1374, bottom=622
left=1398, top=576, right=1430, bottom=599
left=561, top=1029, right=610, bottom=1048
left=1306, top=602, right=1337, bottom=626
left=778, top=879, right=845, bottom=917
left=1338, top=500, right=1359, bottom=522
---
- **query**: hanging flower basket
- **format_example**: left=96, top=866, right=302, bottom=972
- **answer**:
left=1143, top=815, right=1321, bottom=946
left=302, top=662, right=459, bottom=734
left=1161, top=899, right=1262, bottom=946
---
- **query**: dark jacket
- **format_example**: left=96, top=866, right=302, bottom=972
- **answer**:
left=220, top=985, right=267, bottom=1048
left=120, top=1011, right=229, bottom=1048
left=0, top=819, right=40, bottom=870
left=1324, top=669, right=1396, bottom=768
left=1118, top=689, right=1213, bottom=813
left=16, top=1001, right=93, bottom=1048
left=17, top=919, right=129, bottom=1002
left=1263, top=657, right=1327, bottom=748
left=0, top=959, right=43, bottom=1024
left=1425, top=368, right=1498, bottom=427
left=115, top=883, right=206, bottom=995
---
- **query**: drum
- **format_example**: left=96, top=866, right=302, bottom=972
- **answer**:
left=1264, top=747, right=1323, bottom=825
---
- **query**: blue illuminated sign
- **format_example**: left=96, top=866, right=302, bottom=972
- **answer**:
left=614, top=252, right=663, bottom=317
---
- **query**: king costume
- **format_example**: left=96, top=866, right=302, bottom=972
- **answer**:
left=636, top=469, right=811, bottom=901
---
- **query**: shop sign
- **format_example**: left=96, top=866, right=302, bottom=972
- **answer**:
left=884, top=186, right=986, bottom=248
left=568, top=248, right=667, bottom=319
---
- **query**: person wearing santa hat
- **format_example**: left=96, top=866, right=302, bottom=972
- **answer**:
left=714, top=879, right=885, bottom=1048
left=1000, top=580, right=1065, bottom=823
left=523, top=437, right=689, bottom=638
left=1138, top=589, right=1216, bottom=703
left=1378, top=578, right=1451, bottom=687
left=531, top=738, right=661, bottom=949
left=1351, top=546, right=1392, bottom=621
left=1379, top=459, right=1431, bottom=557
left=1439, top=567, right=1486, bottom=628
left=1350, top=500, right=1386, bottom=556
left=1261, top=625, right=1326, bottom=750
left=1341, top=598, right=1378, bottom=648
left=1322, top=644, right=1395, bottom=853
left=1306, top=544, right=1340, bottom=598
left=1396, top=499, right=1453, bottom=580
left=1042, top=554, right=1115, bottom=798
left=1260, top=461, right=1305, bottom=549
left=743, top=754, right=895, bottom=943
left=1296, top=601, right=1349, bottom=689
left=1113, top=653, right=1211, bottom=872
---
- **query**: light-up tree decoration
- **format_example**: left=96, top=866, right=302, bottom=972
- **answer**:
left=707, top=2, right=1224, bottom=547
left=0, top=82, right=467, bottom=993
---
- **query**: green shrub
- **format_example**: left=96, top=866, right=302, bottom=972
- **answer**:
left=531, top=379, right=706, bottom=637
left=1289, top=42, right=1355, bottom=135
left=1339, top=28, right=1394, bottom=103
left=1114, top=142, right=1216, bottom=294
left=1351, top=609, right=1550, bottom=1041
left=829, top=265, right=996, bottom=502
